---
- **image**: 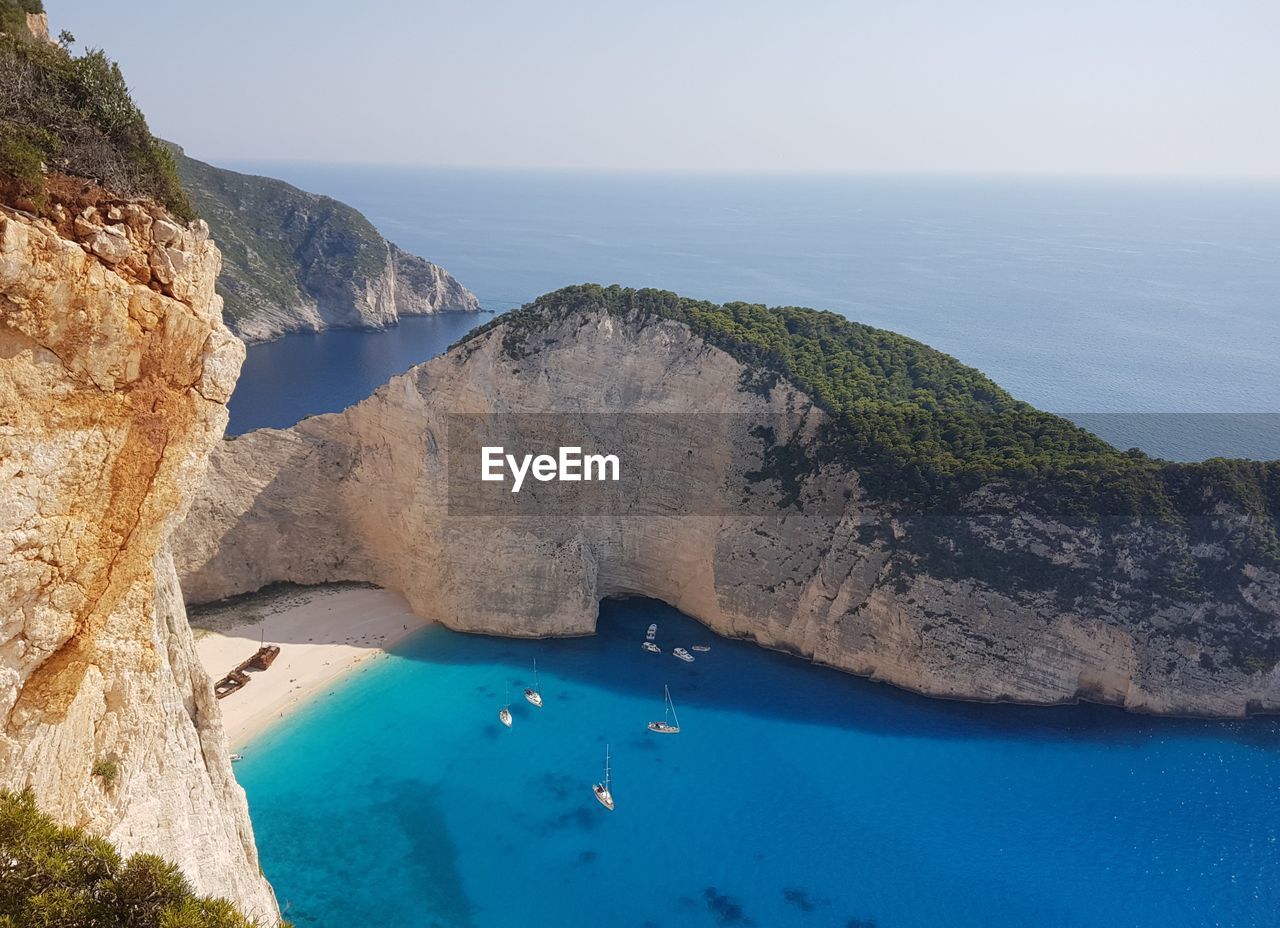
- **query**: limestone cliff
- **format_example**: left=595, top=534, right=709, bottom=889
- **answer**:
left=170, top=145, right=480, bottom=343
left=175, top=288, right=1280, bottom=719
left=0, top=201, right=278, bottom=921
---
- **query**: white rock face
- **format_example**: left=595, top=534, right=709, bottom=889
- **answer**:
left=0, top=204, right=278, bottom=922
left=174, top=304, right=1280, bottom=719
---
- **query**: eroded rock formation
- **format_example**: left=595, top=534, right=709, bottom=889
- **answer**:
left=0, top=203, right=278, bottom=921
left=175, top=301, right=1280, bottom=719
left=170, top=145, right=481, bottom=343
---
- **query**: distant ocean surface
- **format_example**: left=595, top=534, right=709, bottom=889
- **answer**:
left=237, top=600, right=1280, bottom=928
left=225, top=167, right=1280, bottom=459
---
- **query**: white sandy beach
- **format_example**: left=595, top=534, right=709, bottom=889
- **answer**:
left=191, top=585, right=428, bottom=750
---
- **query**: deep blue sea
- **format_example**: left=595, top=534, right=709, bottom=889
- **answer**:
left=237, top=600, right=1280, bottom=928
left=221, top=171, right=1280, bottom=927
left=225, top=168, right=1280, bottom=457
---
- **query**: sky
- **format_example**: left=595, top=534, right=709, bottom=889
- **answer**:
left=53, top=0, right=1280, bottom=177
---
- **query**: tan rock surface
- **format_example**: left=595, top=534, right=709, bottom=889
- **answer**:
left=176, top=306, right=1280, bottom=719
left=0, top=205, right=278, bottom=922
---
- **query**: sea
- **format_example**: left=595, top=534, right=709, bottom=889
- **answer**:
left=221, top=170, right=1280, bottom=927
left=236, top=600, right=1280, bottom=928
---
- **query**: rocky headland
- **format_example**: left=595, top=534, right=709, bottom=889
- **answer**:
left=175, top=285, right=1280, bottom=719
left=170, top=145, right=480, bottom=343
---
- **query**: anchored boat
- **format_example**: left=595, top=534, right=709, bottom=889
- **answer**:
left=647, top=685, right=681, bottom=734
left=593, top=744, right=615, bottom=811
left=646, top=623, right=658, bottom=641
left=642, top=641, right=661, bottom=654
left=691, top=645, right=711, bottom=653
left=524, top=658, right=543, bottom=708
left=499, top=686, right=513, bottom=728
left=673, top=647, right=694, bottom=663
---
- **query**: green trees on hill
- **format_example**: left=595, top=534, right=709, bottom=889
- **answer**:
left=0, top=790, right=278, bottom=928
left=479, top=284, right=1280, bottom=559
left=0, top=20, right=191, bottom=217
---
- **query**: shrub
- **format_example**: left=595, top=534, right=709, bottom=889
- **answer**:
left=0, top=2, right=44, bottom=38
left=92, top=758, right=119, bottom=785
left=0, top=789, right=277, bottom=928
left=0, top=26, right=192, bottom=218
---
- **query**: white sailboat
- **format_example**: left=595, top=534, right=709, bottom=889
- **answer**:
left=647, top=685, right=681, bottom=734
left=499, top=686, right=513, bottom=728
left=524, top=658, right=543, bottom=708
left=592, top=744, right=615, bottom=811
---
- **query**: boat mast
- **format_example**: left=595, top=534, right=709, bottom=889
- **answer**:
left=605, top=744, right=611, bottom=790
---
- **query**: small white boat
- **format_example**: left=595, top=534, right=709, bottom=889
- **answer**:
left=647, top=685, right=681, bottom=734
left=642, top=641, right=661, bottom=654
left=593, top=744, right=615, bottom=811
left=524, top=658, right=543, bottom=708
left=691, top=645, right=711, bottom=653
left=673, top=647, right=694, bottom=663
left=646, top=623, right=658, bottom=642
left=499, top=686, right=513, bottom=728
left=229, top=753, right=244, bottom=763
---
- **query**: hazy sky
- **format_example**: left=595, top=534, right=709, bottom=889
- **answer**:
left=55, top=0, right=1280, bottom=177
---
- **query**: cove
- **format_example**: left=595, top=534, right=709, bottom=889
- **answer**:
left=234, top=598, right=1280, bottom=928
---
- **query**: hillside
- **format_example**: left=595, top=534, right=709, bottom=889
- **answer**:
left=170, top=145, right=479, bottom=342
left=176, top=285, right=1280, bottom=717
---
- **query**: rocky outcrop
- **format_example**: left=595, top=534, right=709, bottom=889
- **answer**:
left=174, top=298, right=1280, bottom=718
left=169, top=145, right=480, bottom=343
left=0, top=203, right=278, bottom=921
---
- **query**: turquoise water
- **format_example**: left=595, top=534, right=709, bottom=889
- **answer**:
left=236, top=600, right=1280, bottom=928
left=224, top=168, right=1280, bottom=458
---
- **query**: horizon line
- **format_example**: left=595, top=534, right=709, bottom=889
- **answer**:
left=192, top=155, right=1280, bottom=186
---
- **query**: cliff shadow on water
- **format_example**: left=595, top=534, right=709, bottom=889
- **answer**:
left=379, top=594, right=1280, bottom=752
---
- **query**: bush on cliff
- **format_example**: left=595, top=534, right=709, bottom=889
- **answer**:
left=0, top=1, right=42, bottom=37
left=0, top=22, right=192, bottom=218
left=0, top=790, right=278, bottom=928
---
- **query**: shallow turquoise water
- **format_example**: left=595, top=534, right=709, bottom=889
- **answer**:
left=236, top=599, right=1280, bottom=928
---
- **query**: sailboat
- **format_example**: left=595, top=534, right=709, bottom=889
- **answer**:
left=524, top=658, right=543, bottom=708
left=647, top=685, right=681, bottom=734
left=499, top=686, right=513, bottom=728
left=592, top=744, right=615, bottom=811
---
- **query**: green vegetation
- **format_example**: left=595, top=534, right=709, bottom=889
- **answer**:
left=168, top=144, right=391, bottom=325
left=91, top=758, right=118, bottom=785
left=0, top=1, right=43, bottom=37
left=470, top=284, right=1280, bottom=559
left=0, top=789, right=281, bottom=928
left=0, top=21, right=191, bottom=217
